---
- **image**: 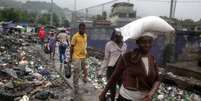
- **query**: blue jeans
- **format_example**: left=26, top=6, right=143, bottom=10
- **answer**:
left=59, top=44, right=67, bottom=63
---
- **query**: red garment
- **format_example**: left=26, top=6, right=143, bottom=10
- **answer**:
left=38, top=27, right=46, bottom=41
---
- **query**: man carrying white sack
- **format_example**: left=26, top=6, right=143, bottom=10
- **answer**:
left=99, top=16, right=175, bottom=101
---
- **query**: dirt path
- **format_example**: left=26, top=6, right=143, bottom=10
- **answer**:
left=50, top=46, right=101, bottom=101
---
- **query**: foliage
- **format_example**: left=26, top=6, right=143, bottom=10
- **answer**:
left=0, top=8, right=38, bottom=23
left=0, top=8, right=20, bottom=22
left=160, top=16, right=201, bottom=30
left=63, top=19, right=70, bottom=27
left=102, top=11, right=107, bottom=20
left=0, top=8, right=69, bottom=26
left=0, top=0, right=69, bottom=26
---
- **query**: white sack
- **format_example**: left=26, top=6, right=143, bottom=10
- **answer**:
left=15, top=25, right=24, bottom=29
left=120, top=16, right=175, bottom=41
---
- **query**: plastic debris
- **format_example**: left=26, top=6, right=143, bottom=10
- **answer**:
left=34, top=90, right=54, bottom=100
left=0, top=30, right=201, bottom=101
left=157, top=94, right=164, bottom=100
left=86, top=56, right=201, bottom=101
left=152, top=83, right=201, bottom=101
left=1, top=68, right=18, bottom=78
left=19, top=95, right=29, bottom=101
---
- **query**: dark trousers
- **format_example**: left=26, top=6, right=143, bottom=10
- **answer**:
left=39, top=38, right=44, bottom=48
left=59, top=44, right=67, bottom=63
left=106, top=66, right=122, bottom=101
left=116, top=95, right=132, bottom=101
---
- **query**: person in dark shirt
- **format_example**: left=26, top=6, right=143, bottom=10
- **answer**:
left=99, top=32, right=160, bottom=101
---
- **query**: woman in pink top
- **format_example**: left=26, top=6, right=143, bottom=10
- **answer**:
left=99, top=29, right=127, bottom=101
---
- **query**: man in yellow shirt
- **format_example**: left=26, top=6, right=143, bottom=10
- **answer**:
left=70, top=23, right=88, bottom=99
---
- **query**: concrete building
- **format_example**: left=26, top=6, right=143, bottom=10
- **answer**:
left=109, top=2, right=136, bottom=26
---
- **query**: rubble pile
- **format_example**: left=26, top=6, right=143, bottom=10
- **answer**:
left=86, top=57, right=201, bottom=101
left=87, top=48, right=104, bottom=60
left=152, top=83, right=201, bottom=101
left=0, top=32, right=70, bottom=101
left=1, top=31, right=201, bottom=101
left=86, top=57, right=106, bottom=89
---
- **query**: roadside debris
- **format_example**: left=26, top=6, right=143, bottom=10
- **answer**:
left=86, top=56, right=201, bottom=101
left=0, top=31, right=201, bottom=101
left=0, top=32, right=71, bottom=101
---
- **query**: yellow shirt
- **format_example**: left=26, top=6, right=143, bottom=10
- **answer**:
left=71, top=32, right=87, bottom=59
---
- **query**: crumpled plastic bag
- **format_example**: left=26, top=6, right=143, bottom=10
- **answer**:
left=1, top=68, right=18, bottom=78
left=19, top=95, right=29, bottom=101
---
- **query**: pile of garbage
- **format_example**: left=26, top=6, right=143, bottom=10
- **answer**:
left=0, top=32, right=71, bottom=101
left=86, top=57, right=106, bottom=89
left=153, top=83, right=201, bottom=101
left=86, top=57, right=201, bottom=101
left=1, top=31, right=201, bottom=101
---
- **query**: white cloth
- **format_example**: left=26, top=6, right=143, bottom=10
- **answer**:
left=141, top=32, right=157, bottom=39
left=100, top=41, right=127, bottom=74
left=119, top=16, right=175, bottom=41
left=57, top=32, right=69, bottom=44
left=141, top=57, right=149, bottom=75
left=120, top=85, right=146, bottom=101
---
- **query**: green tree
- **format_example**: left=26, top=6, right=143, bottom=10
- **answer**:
left=38, top=14, right=50, bottom=25
left=196, top=19, right=201, bottom=26
left=37, top=13, right=60, bottom=26
left=0, top=10, right=3, bottom=21
left=1, top=8, right=19, bottom=21
left=53, top=13, right=59, bottom=26
left=0, top=8, right=31, bottom=22
left=181, top=19, right=195, bottom=30
left=28, top=13, right=37, bottom=23
left=18, top=11, right=29, bottom=22
left=102, top=11, right=107, bottom=20
left=63, top=19, right=70, bottom=27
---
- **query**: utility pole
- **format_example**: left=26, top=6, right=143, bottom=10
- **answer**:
left=85, top=8, right=88, bottom=21
left=173, top=0, right=177, bottom=18
left=169, top=0, right=173, bottom=18
left=102, top=4, right=105, bottom=13
left=72, top=0, right=77, bottom=29
left=170, top=0, right=177, bottom=18
left=50, top=0, right=53, bottom=26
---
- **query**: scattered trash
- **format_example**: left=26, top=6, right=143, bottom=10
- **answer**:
left=0, top=31, right=201, bottom=101
left=157, top=94, right=164, bottom=100
left=19, top=95, right=29, bottom=101
left=19, top=56, right=28, bottom=65
left=32, top=73, right=43, bottom=80
left=25, top=67, right=34, bottom=74
left=167, top=72, right=177, bottom=78
left=34, top=90, right=54, bottom=100
left=0, top=32, right=70, bottom=101
left=86, top=56, right=201, bottom=101
left=38, top=68, right=51, bottom=79
left=0, top=82, right=4, bottom=87
left=152, top=83, right=201, bottom=101
left=64, top=63, right=71, bottom=78
left=190, top=94, right=201, bottom=101
left=1, top=68, right=18, bottom=78
left=4, top=81, right=14, bottom=89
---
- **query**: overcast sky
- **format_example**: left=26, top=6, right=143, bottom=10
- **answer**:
left=19, top=0, right=201, bottom=21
